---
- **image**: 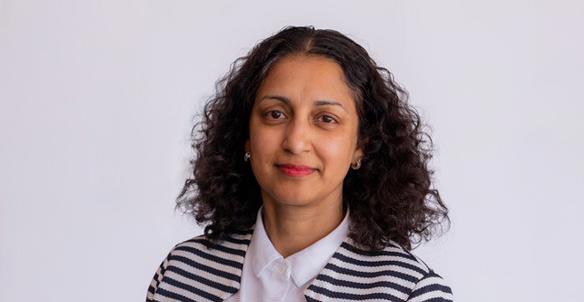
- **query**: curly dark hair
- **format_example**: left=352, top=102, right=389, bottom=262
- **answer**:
left=175, top=25, right=450, bottom=251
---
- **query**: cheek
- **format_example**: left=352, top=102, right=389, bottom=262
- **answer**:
left=249, top=126, right=280, bottom=160
left=318, top=135, right=354, bottom=169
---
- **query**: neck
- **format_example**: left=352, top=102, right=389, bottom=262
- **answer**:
left=260, top=195, right=345, bottom=258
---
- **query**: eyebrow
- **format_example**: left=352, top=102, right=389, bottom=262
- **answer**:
left=258, top=95, right=347, bottom=113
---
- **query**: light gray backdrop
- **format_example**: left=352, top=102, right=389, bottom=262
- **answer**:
left=1, top=1, right=583, bottom=301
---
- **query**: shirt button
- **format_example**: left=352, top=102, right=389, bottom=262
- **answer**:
left=278, top=260, right=288, bottom=275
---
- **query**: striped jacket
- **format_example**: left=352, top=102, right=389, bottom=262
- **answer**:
left=146, top=228, right=453, bottom=302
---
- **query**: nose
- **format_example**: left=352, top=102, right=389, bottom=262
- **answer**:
left=281, top=116, right=312, bottom=155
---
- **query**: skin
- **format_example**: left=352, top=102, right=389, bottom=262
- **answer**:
left=244, top=54, right=363, bottom=258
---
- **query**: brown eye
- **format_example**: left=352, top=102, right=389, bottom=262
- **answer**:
left=264, top=110, right=285, bottom=120
left=318, top=114, right=337, bottom=124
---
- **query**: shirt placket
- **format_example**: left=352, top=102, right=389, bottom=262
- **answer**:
left=263, top=258, right=292, bottom=302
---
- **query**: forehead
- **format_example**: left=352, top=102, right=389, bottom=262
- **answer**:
left=255, top=54, right=355, bottom=108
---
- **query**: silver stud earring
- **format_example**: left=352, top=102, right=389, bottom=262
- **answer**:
left=351, top=159, right=361, bottom=170
left=244, top=151, right=251, bottom=162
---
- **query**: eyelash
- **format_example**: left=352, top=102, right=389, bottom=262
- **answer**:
left=263, top=110, right=338, bottom=124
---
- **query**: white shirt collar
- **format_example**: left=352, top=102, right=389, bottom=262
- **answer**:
left=249, top=205, right=350, bottom=288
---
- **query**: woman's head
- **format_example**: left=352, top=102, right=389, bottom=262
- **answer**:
left=246, top=53, right=363, bottom=214
left=177, top=25, right=449, bottom=251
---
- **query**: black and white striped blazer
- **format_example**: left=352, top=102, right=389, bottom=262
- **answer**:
left=146, top=228, right=453, bottom=302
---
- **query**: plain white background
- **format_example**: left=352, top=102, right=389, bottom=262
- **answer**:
left=1, top=1, right=583, bottom=301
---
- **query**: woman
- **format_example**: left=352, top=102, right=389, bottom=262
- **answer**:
left=147, top=26, right=452, bottom=302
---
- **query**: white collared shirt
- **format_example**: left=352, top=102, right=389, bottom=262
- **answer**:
left=225, top=205, right=350, bottom=302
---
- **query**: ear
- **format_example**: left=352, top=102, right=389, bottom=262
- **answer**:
left=353, top=147, right=363, bottom=162
left=353, top=137, right=367, bottom=161
left=245, top=140, right=250, bottom=153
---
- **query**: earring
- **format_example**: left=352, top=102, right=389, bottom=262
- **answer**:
left=351, top=159, right=361, bottom=170
left=244, top=151, right=251, bottom=162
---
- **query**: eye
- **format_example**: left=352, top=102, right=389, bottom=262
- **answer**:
left=264, top=110, right=286, bottom=120
left=317, top=114, right=338, bottom=124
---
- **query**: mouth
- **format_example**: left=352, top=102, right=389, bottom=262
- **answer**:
left=275, top=164, right=316, bottom=177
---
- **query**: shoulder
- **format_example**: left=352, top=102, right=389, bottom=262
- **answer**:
left=335, top=238, right=454, bottom=301
left=388, top=243, right=454, bottom=301
left=172, top=231, right=252, bottom=254
left=165, top=230, right=253, bottom=270
left=146, top=231, right=253, bottom=302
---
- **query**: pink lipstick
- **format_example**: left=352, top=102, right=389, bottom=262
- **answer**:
left=276, top=164, right=316, bottom=177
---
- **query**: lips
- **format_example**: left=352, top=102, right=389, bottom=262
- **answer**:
left=276, top=164, right=316, bottom=176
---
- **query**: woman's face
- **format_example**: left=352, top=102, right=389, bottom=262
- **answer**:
left=245, top=54, right=363, bottom=210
